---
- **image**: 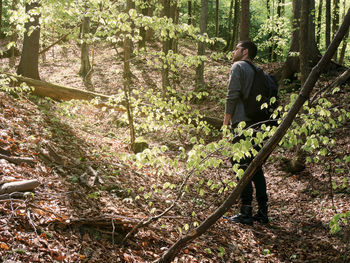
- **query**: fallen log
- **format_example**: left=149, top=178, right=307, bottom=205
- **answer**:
left=0, top=179, right=40, bottom=195
left=0, top=153, right=35, bottom=165
left=1, top=73, right=126, bottom=112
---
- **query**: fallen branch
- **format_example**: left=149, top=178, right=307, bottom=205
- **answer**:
left=39, top=32, right=71, bottom=55
left=0, top=153, right=35, bottom=165
left=310, top=67, right=350, bottom=105
left=157, top=8, right=350, bottom=263
left=0, top=179, right=40, bottom=195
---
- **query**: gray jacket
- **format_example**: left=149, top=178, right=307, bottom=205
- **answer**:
left=225, top=60, right=255, bottom=126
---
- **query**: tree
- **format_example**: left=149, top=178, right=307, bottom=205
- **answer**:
left=161, top=0, right=171, bottom=93
left=281, top=0, right=321, bottom=81
left=316, top=0, right=323, bottom=45
left=195, top=0, right=208, bottom=90
left=326, top=0, right=331, bottom=48
left=332, top=0, right=340, bottom=59
left=240, top=0, right=249, bottom=40
left=300, top=0, right=310, bottom=85
left=0, top=0, right=2, bottom=38
left=224, top=0, right=234, bottom=51
left=215, top=0, right=219, bottom=37
left=231, top=0, right=240, bottom=49
left=78, top=1, right=93, bottom=90
left=188, top=0, right=192, bottom=25
left=123, top=0, right=136, bottom=151
left=17, top=0, right=41, bottom=80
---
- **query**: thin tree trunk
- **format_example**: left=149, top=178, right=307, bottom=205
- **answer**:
left=215, top=0, right=219, bottom=37
left=124, top=0, right=136, bottom=151
left=193, top=0, right=197, bottom=26
left=195, top=0, right=208, bottom=91
left=16, top=0, right=41, bottom=80
left=0, top=0, right=2, bottom=38
left=332, top=0, right=340, bottom=60
left=240, top=0, right=250, bottom=40
left=156, top=9, right=350, bottom=262
left=339, top=0, right=349, bottom=64
left=224, top=0, right=234, bottom=51
left=161, top=0, right=171, bottom=94
left=316, top=0, right=323, bottom=45
left=230, top=0, right=240, bottom=51
left=188, top=0, right=192, bottom=25
left=9, top=0, right=18, bottom=68
left=267, top=0, right=273, bottom=61
left=281, top=0, right=301, bottom=81
left=79, top=3, right=93, bottom=90
left=300, top=0, right=310, bottom=86
left=326, top=0, right=331, bottom=47
left=146, top=6, right=154, bottom=41
left=138, top=0, right=149, bottom=48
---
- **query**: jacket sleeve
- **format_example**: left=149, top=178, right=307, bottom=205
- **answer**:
left=225, top=63, right=242, bottom=115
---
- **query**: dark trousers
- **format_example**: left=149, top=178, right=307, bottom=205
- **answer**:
left=231, top=125, right=268, bottom=207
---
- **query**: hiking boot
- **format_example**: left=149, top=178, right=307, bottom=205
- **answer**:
left=228, top=205, right=253, bottom=226
left=253, top=205, right=269, bottom=224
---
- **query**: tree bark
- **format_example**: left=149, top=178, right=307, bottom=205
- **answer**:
left=338, top=0, right=349, bottom=64
left=195, top=0, right=208, bottom=91
left=281, top=0, right=301, bottom=81
left=224, top=0, right=234, bottom=51
left=240, top=0, right=250, bottom=40
left=0, top=180, right=40, bottom=195
left=16, top=0, right=41, bottom=80
left=188, top=0, right=192, bottom=25
left=79, top=2, right=93, bottom=90
left=156, top=9, right=350, bottom=262
left=0, top=0, right=2, bottom=38
left=332, top=0, right=340, bottom=60
left=215, top=0, right=219, bottom=37
left=230, top=0, right=240, bottom=50
left=326, top=0, right=331, bottom=48
left=300, top=0, right=310, bottom=86
left=316, top=0, right=323, bottom=45
left=138, top=0, right=149, bottom=48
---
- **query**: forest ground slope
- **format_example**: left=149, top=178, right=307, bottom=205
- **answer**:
left=0, top=43, right=349, bottom=262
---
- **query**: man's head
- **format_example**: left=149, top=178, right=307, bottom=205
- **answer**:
left=232, top=40, right=257, bottom=62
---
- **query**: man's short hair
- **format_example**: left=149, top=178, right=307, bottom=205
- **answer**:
left=238, top=40, right=257, bottom=60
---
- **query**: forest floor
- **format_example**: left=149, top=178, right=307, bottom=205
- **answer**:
left=0, top=42, right=349, bottom=263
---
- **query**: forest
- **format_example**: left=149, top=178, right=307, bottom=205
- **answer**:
left=0, top=0, right=349, bottom=262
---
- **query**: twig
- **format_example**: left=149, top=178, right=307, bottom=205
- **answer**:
left=112, top=218, right=115, bottom=245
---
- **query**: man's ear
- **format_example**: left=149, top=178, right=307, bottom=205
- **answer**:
left=243, top=48, right=249, bottom=56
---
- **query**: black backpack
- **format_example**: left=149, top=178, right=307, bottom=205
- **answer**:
left=242, top=60, right=279, bottom=124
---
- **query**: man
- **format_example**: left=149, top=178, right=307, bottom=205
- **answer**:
left=223, top=40, right=268, bottom=225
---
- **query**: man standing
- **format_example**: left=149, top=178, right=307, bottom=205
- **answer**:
left=223, top=40, right=269, bottom=225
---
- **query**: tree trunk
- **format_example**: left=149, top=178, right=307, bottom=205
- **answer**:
left=300, top=0, right=310, bottom=86
left=230, top=0, right=240, bottom=50
left=124, top=0, right=136, bottom=151
left=267, top=0, right=274, bottom=61
left=79, top=4, right=93, bottom=90
left=281, top=0, right=301, bottom=81
left=224, top=0, right=234, bottom=51
left=161, top=0, right=171, bottom=94
left=332, top=0, right=340, bottom=60
left=188, top=0, right=192, bottom=25
left=326, top=0, right=331, bottom=48
left=338, top=0, right=349, bottom=64
left=9, top=0, right=18, bottom=67
left=16, top=0, right=41, bottom=80
left=316, top=0, right=323, bottom=45
left=240, top=0, right=250, bottom=40
left=146, top=6, right=154, bottom=41
left=138, top=0, right=149, bottom=48
left=156, top=10, right=350, bottom=262
left=281, top=0, right=321, bottom=81
left=0, top=0, right=2, bottom=38
left=195, top=0, right=208, bottom=91
left=215, top=0, right=219, bottom=37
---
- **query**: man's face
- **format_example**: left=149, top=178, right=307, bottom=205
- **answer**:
left=232, top=44, right=246, bottom=62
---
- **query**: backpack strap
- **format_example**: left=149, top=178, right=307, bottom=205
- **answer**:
left=242, top=60, right=257, bottom=72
